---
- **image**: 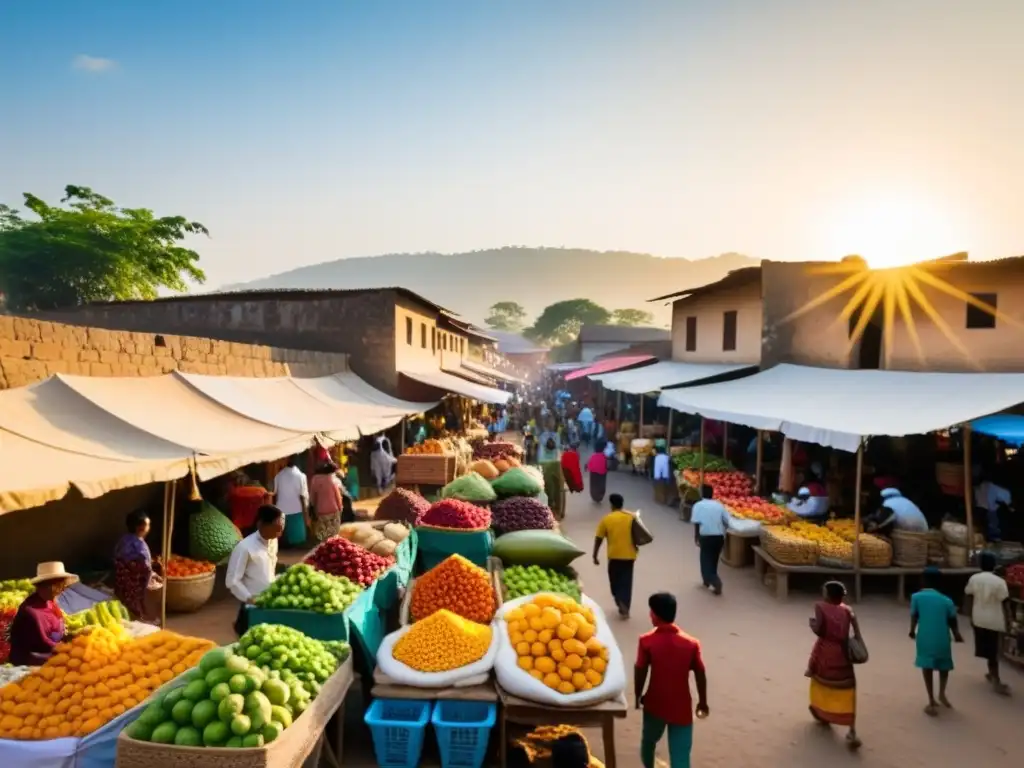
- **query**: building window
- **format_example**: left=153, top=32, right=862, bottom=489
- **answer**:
left=685, top=316, right=697, bottom=352
left=722, top=310, right=737, bottom=351
left=966, top=293, right=997, bottom=329
left=460, top=338, right=465, bottom=354
left=442, top=334, right=447, bottom=351
left=420, top=323, right=427, bottom=348
left=405, top=317, right=413, bottom=345
left=431, top=327, right=436, bottom=353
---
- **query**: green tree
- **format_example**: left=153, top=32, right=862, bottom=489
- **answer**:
left=0, top=185, right=208, bottom=311
left=612, top=308, right=654, bottom=326
left=484, top=301, right=528, bottom=331
left=524, top=298, right=611, bottom=345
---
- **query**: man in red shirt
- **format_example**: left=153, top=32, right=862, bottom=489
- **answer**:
left=635, top=592, right=708, bottom=768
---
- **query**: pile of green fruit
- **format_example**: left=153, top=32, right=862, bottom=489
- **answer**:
left=126, top=627, right=342, bottom=749
left=502, top=564, right=581, bottom=601
left=0, top=580, right=32, bottom=612
left=65, top=599, right=130, bottom=633
left=253, top=563, right=362, bottom=614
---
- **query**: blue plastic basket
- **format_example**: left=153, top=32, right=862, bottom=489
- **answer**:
left=364, top=698, right=433, bottom=768
left=431, top=700, right=497, bottom=768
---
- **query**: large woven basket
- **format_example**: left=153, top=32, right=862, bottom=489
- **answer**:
left=164, top=571, right=215, bottom=613
left=761, top=526, right=818, bottom=566
left=891, top=530, right=929, bottom=568
left=859, top=534, right=893, bottom=568
left=945, top=544, right=969, bottom=568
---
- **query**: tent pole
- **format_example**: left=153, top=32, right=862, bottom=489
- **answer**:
left=616, top=391, right=622, bottom=423
left=400, top=419, right=407, bottom=453
left=160, top=482, right=170, bottom=629
left=699, top=418, right=706, bottom=490
left=853, top=443, right=864, bottom=603
left=667, top=408, right=674, bottom=447
left=639, top=394, right=645, bottom=430
left=963, top=425, right=974, bottom=560
left=755, top=430, right=764, bottom=493
left=722, top=422, right=729, bottom=461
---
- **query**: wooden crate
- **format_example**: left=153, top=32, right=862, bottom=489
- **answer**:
left=396, top=454, right=456, bottom=486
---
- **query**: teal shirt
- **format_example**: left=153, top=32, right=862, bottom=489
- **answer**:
left=911, top=588, right=957, bottom=670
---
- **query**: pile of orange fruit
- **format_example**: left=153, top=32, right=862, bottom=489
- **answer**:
left=393, top=609, right=492, bottom=672
left=0, top=628, right=214, bottom=740
left=164, top=554, right=216, bottom=578
left=506, top=594, right=608, bottom=695
left=410, top=554, right=496, bottom=624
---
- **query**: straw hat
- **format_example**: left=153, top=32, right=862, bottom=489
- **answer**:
left=30, top=561, right=79, bottom=586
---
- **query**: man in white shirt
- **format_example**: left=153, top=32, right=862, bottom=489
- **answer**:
left=965, top=551, right=1012, bottom=694
left=866, top=487, right=928, bottom=536
left=690, top=484, right=731, bottom=595
left=273, top=455, right=309, bottom=548
left=227, top=504, right=284, bottom=636
left=652, top=446, right=675, bottom=507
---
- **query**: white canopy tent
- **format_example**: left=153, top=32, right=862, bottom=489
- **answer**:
left=591, top=361, right=755, bottom=394
left=658, top=364, right=1024, bottom=453
left=399, top=368, right=512, bottom=405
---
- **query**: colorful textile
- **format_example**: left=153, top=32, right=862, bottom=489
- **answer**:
left=310, top=473, right=344, bottom=517
left=311, top=512, right=341, bottom=543
left=9, top=593, right=64, bottom=666
left=114, top=557, right=152, bottom=619
left=561, top=449, right=584, bottom=493
left=113, top=534, right=151, bottom=566
left=809, top=679, right=856, bottom=726
left=807, top=601, right=856, bottom=686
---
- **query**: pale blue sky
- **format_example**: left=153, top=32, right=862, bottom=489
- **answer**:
left=2, top=0, right=1022, bottom=286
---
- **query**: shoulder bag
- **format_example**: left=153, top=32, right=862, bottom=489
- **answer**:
left=631, top=510, right=654, bottom=548
left=846, top=611, right=869, bottom=664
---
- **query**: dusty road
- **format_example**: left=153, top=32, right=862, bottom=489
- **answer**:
left=172, top=467, right=1023, bottom=766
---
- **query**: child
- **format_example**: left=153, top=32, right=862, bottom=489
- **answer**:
left=910, top=567, right=964, bottom=716
left=964, top=551, right=1012, bottom=695
left=635, top=592, right=708, bottom=767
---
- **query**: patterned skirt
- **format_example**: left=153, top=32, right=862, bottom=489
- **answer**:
left=311, top=513, right=341, bottom=543
left=114, top=558, right=152, bottom=619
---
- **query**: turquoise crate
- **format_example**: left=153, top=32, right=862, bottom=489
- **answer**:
left=416, top=527, right=493, bottom=571
left=365, top=698, right=433, bottom=768
left=431, top=700, right=496, bottom=768
left=245, top=605, right=350, bottom=641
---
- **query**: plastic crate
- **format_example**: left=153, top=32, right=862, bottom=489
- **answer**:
left=245, top=606, right=349, bottom=641
left=364, top=698, right=433, bottom=768
left=431, top=700, right=496, bottom=768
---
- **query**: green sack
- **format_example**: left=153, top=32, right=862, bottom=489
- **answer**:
left=440, top=471, right=497, bottom=503
left=189, top=502, right=242, bottom=564
left=492, top=529, right=584, bottom=568
left=491, top=467, right=544, bottom=498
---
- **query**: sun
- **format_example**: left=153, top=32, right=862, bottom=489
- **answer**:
left=822, top=193, right=968, bottom=269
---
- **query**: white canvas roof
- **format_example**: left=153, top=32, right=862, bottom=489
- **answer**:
left=400, top=368, right=512, bottom=404
left=591, top=361, right=755, bottom=394
left=461, top=359, right=524, bottom=385
left=658, top=364, right=1024, bottom=453
left=292, top=373, right=437, bottom=437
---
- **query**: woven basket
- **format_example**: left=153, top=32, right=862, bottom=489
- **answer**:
left=164, top=571, right=215, bottom=613
left=858, top=535, right=893, bottom=568
left=891, top=530, right=929, bottom=568
left=945, top=544, right=969, bottom=568
left=761, top=527, right=818, bottom=566
left=818, top=555, right=853, bottom=569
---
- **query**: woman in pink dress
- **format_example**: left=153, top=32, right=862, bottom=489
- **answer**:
left=587, top=442, right=609, bottom=503
left=806, top=581, right=862, bottom=749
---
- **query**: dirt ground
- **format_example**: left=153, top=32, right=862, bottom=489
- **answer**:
left=171, top=468, right=1023, bottom=767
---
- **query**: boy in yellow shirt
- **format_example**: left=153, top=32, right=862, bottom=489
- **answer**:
left=593, top=493, right=637, bottom=618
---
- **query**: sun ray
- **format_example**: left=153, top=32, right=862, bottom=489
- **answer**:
left=909, top=266, right=1024, bottom=330
left=845, top=280, right=886, bottom=356
left=901, top=275, right=980, bottom=368
left=834, top=274, right=879, bottom=326
left=779, top=271, right=870, bottom=323
left=882, top=277, right=897, bottom=367
left=893, top=276, right=925, bottom=364
left=806, top=261, right=866, bottom=277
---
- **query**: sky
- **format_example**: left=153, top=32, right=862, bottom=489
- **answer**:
left=2, top=0, right=1023, bottom=288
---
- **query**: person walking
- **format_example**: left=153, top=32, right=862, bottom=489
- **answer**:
left=273, top=455, right=309, bottom=548
left=587, top=441, right=610, bottom=503
left=910, top=566, right=964, bottom=715
left=806, top=581, right=862, bottom=749
left=593, top=493, right=638, bottom=618
left=226, top=504, right=285, bottom=636
left=690, top=484, right=730, bottom=595
left=309, top=461, right=345, bottom=543
left=964, top=551, right=1012, bottom=695
left=635, top=592, right=708, bottom=768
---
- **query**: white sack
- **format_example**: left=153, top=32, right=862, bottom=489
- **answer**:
left=376, top=622, right=499, bottom=688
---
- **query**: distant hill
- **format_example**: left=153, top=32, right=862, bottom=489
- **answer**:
left=223, top=247, right=756, bottom=325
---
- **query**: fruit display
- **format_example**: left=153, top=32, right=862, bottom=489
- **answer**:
left=505, top=595, right=608, bottom=695
left=720, top=495, right=787, bottom=524
left=405, top=439, right=451, bottom=455
left=164, top=555, right=216, bottom=578
left=491, top=467, right=544, bottom=498
left=189, top=502, right=243, bottom=564
left=491, top=497, right=556, bottom=535
left=468, top=459, right=500, bottom=480
left=374, top=487, right=431, bottom=526
left=64, top=599, right=131, bottom=635
left=410, top=555, right=496, bottom=624
left=420, top=499, right=491, bottom=530
left=492, top=456, right=522, bottom=474
left=0, top=628, right=215, bottom=740
left=127, top=626, right=342, bottom=749
left=254, top=563, right=363, bottom=614
left=0, top=580, right=32, bottom=613
left=339, top=522, right=408, bottom=560
left=673, top=453, right=733, bottom=472
left=0, top=610, right=15, bottom=665
left=789, top=521, right=852, bottom=559
left=492, top=530, right=586, bottom=568
left=439, top=472, right=498, bottom=503
left=473, top=441, right=521, bottom=461
left=502, top=565, right=581, bottom=602
left=392, top=609, right=493, bottom=673
left=681, top=470, right=752, bottom=496
left=304, top=536, right=394, bottom=587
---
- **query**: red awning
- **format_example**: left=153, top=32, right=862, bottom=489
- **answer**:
left=562, top=355, right=655, bottom=382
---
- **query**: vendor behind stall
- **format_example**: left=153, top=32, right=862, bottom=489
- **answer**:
left=865, top=487, right=928, bottom=537
left=787, top=463, right=830, bottom=522
left=9, top=562, right=77, bottom=666
left=113, top=510, right=163, bottom=620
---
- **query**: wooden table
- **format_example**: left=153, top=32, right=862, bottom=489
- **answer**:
left=753, top=546, right=979, bottom=602
left=496, top=684, right=628, bottom=768
left=721, top=530, right=758, bottom=568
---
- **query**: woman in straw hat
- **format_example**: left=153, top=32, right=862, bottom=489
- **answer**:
left=8, top=562, right=78, bottom=666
